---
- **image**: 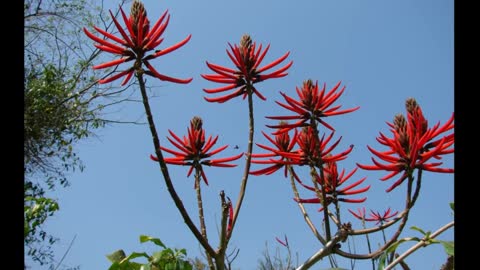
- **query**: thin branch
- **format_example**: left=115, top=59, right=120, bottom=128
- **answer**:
left=137, top=72, right=216, bottom=258
left=295, top=235, right=342, bottom=270
left=229, top=90, right=255, bottom=237
left=288, top=166, right=326, bottom=244
left=53, top=234, right=77, bottom=270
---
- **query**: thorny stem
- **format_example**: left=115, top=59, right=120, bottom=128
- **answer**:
left=334, top=200, right=342, bottom=229
left=136, top=72, right=216, bottom=258
left=384, top=221, right=454, bottom=270
left=194, top=167, right=214, bottom=269
left=310, top=166, right=332, bottom=240
left=216, top=191, right=230, bottom=270
left=229, top=91, right=255, bottom=239
left=310, top=119, right=333, bottom=241
left=410, top=169, right=423, bottom=207
left=288, top=166, right=326, bottom=244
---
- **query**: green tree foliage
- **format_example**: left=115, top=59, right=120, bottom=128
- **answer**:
left=106, top=235, right=194, bottom=270
left=24, top=0, right=131, bottom=268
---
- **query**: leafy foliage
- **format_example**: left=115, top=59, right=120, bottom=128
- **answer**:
left=107, top=235, right=194, bottom=270
left=23, top=0, right=124, bottom=268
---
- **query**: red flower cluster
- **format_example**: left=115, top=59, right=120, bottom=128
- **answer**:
left=357, top=98, right=454, bottom=192
left=150, top=117, right=243, bottom=186
left=251, top=127, right=354, bottom=174
left=84, top=0, right=192, bottom=85
left=281, top=127, right=354, bottom=167
left=293, top=160, right=370, bottom=207
left=349, top=207, right=399, bottom=225
left=250, top=125, right=298, bottom=177
left=267, top=80, right=360, bottom=134
left=202, top=34, right=292, bottom=103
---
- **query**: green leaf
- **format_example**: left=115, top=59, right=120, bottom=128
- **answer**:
left=410, top=226, right=427, bottom=236
left=450, top=202, right=454, bottom=212
left=139, top=235, right=166, bottom=248
left=107, top=250, right=127, bottom=263
left=140, top=264, right=152, bottom=270
left=377, top=252, right=388, bottom=270
left=165, top=263, right=176, bottom=270
left=124, top=252, right=150, bottom=262
left=384, top=237, right=421, bottom=254
left=107, top=262, right=121, bottom=270
left=439, top=240, right=454, bottom=256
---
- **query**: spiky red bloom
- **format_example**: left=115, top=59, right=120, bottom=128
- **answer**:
left=201, top=34, right=292, bottom=103
left=357, top=98, right=454, bottom=192
left=250, top=124, right=298, bottom=177
left=267, top=80, right=359, bottom=134
left=293, top=160, right=370, bottom=208
left=83, top=0, right=192, bottom=85
left=273, top=127, right=354, bottom=167
left=349, top=207, right=398, bottom=225
left=150, top=117, right=243, bottom=186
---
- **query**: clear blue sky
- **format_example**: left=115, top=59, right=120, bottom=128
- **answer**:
left=36, top=0, right=454, bottom=269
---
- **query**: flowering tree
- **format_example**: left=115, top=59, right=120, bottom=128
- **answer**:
left=83, top=1, right=454, bottom=269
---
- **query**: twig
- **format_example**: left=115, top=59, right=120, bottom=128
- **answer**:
left=54, top=234, right=77, bottom=270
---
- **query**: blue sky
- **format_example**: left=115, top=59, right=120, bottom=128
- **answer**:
left=35, top=0, right=453, bottom=269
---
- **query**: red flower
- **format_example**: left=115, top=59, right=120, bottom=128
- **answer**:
left=150, top=117, right=243, bottom=186
left=226, top=197, right=234, bottom=236
left=357, top=98, right=454, bottom=192
left=201, top=34, right=292, bottom=103
left=83, top=0, right=192, bottom=85
left=349, top=207, right=398, bottom=225
left=250, top=123, right=298, bottom=176
left=348, top=207, right=367, bottom=220
left=275, top=235, right=289, bottom=247
left=274, top=127, right=354, bottom=167
left=267, top=79, right=359, bottom=134
left=293, top=160, right=370, bottom=207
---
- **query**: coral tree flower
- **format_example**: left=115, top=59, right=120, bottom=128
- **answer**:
left=349, top=207, right=399, bottom=225
left=150, top=117, right=243, bottom=186
left=83, top=0, right=192, bottom=85
left=276, top=127, right=354, bottom=167
left=201, top=34, right=293, bottom=103
left=293, top=160, right=370, bottom=208
left=267, top=79, right=360, bottom=134
left=357, top=98, right=454, bottom=192
left=250, top=122, right=298, bottom=177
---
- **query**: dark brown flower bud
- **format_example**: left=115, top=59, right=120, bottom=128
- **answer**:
left=303, top=79, right=315, bottom=90
left=393, top=114, right=409, bottom=151
left=301, top=79, right=316, bottom=107
left=393, top=114, right=407, bottom=133
left=405, top=97, right=419, bottom=115
left=240, top=34, right=253, bottom=51
left=190, top=116, right=203, bottom=131
left=130, top=0, right=148, bottom=36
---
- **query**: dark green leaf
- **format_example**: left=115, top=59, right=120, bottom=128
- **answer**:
left=439, top=240, right=454, bottom=256
left=139, top=235, right=166, bottom=248
left=107, top=262, right=121, bottom=270
left=410, top=226, right=427, bottom=236
left=140, top=264, right=152, bottom=270
left=450, top=202, right=454, bottom=212
left=377, top=252, right=387, bottom=270
left=125, top=252, right=150, bottom=262
left=107, top=250, right=127, bottom=263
